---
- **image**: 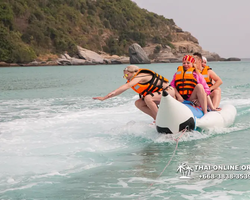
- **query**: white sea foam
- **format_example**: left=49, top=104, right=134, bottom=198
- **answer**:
left=1, top=63, right=250, bottom=199
left=221, top=98, right=250, bottom=107
left=0, top=183, right=38, bottom=194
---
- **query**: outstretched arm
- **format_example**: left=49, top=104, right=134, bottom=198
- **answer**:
left=93, top=77, right=142, bottom=101
left=93, top=83, right=131, bottom=101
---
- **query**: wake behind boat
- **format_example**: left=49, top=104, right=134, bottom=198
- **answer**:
left=156, top=90, right=237, bottom=134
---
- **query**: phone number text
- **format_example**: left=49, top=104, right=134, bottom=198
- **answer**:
left=199, top=173, right=250, bottom=180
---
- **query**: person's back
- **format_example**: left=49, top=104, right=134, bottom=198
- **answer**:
left=126, top=68, right=170, bottom=98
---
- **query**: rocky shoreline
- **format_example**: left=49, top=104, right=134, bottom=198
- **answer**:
left=0, top=43, right=241, bottom=67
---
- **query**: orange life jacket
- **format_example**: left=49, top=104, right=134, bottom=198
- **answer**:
left=175, top=66, right=197, bottom=99
left=127, top=69, right=169, bottom=98
left=201, top=66, right=213, bottom=87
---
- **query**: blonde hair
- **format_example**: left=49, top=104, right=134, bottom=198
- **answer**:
left=124, top=65, right=139, bottom=73
left=202, top=56, right=207, bottom=63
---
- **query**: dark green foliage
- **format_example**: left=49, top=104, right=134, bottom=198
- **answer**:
left=154, top=45, right=161, bottom=54
left=153, top=36, right=162, bottom=44
left=0, top=2, right=14, bottom=29
left=103, top=36, right=123, bottom=55
left=103, top=19, right=111, bottom=29
left=0, top=25, right=12, bottom=61
left=119, top=31, right=146, bottom=48
left=1, top=0, right=177, bottom=63
left=0, top=25, right=36, bottom=63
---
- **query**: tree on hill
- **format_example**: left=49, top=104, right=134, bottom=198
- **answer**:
left=0, top=0, right=176, bottom=63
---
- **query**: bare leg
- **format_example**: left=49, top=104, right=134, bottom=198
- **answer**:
left=188, top=84, right=208, bottom=114
left=135, top=99, right=155, bottom=119
left=210, top=87, right=221, bottom=108
left=143, top=95, right=160, bottom=120
left=135, top=87, right=175, bottom=120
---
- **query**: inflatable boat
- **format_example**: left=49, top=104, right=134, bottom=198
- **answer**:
left=156, top=90, right=237, bottom=134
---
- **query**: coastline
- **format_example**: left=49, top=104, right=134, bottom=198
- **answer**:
left=0, top=58, right=243, bottom=68
left=0, top=43, right=242, bottom=68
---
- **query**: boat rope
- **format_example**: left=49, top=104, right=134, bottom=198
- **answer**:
left=137, top=127, right=188, bottom=200
left=149, top=127, right=188, bottom=188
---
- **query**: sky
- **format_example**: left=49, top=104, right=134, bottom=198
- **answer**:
left=132, top=0, right=250, bottom=58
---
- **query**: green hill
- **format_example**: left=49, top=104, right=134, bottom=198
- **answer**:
left=0, top=0, right=179, bottom=63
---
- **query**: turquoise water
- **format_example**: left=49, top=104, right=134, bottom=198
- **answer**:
left=0, top=61, right=250, bottom=200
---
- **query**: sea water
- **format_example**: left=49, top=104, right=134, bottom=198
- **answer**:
left=0, top=61, right=250, bottom=200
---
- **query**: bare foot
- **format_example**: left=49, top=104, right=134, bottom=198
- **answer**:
left=211, top=107, right=222, bottom=111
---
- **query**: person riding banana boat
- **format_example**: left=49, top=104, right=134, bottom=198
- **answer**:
left=93, top=65, right=175, bottom=121
left=170, top=55, right=221, bottom=114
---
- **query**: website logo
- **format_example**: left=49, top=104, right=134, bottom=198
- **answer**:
left=176, top=163, right=194, bottom=179
left=176, top=163, right=250, bottom=180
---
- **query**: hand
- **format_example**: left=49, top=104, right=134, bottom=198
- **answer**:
left=93, top=97, right=105, bottom=101
left=93, top=92, right=115, bottom=101
left=191, top=99, right=200, bottom=106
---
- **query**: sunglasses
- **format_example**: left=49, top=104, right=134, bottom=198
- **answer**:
left=123, top=70, right=134, bottom=78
